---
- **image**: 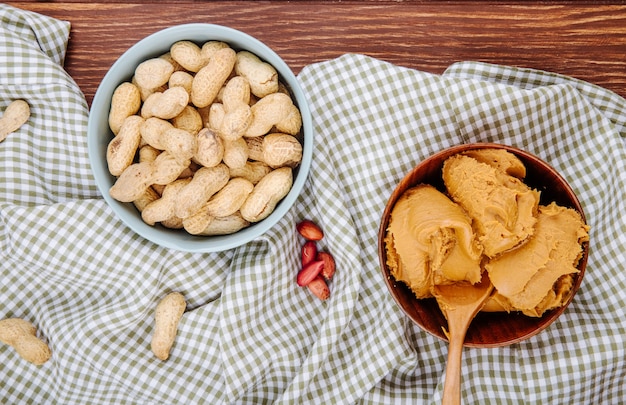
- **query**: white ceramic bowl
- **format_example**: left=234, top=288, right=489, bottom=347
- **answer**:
left=88, top=24, right=313, bottom=252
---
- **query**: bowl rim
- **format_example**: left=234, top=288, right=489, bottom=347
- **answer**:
left=87, top=23, right=313, bottom=252
left=377, top=142, right=589, bottom=347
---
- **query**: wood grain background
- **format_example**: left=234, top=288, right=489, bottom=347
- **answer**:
left=8, top=1, right=626, bottom=105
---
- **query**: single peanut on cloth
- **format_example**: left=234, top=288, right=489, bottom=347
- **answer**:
left=0, top=99, right=30, bottom=142
left=151, top=292, right=186, bottom=361
left=0, top=318, right=51, bottom=365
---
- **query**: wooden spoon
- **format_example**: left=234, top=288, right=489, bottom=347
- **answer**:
left=434, top=272, right=494, bottom=405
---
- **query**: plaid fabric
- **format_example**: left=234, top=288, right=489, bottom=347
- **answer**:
left=1, top=5, right=625, bottom=404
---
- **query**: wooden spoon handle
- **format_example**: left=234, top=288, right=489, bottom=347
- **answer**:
left=442, top=332, right=464, bottom=405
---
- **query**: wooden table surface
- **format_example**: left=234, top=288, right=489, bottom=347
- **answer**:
left=8, top=1, right=626, bottom=106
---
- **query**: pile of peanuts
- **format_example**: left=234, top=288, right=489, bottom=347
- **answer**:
left=106, top=41, right=303, bottom=235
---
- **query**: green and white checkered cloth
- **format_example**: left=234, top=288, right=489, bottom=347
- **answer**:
left=1, top=4, right=625, bottom=404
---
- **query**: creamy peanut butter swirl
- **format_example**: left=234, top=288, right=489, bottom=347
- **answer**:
left=385, top=185, right=482, bottom=299
left=385, top=149, right=589, bottom=317
left=443, top=152, right=539, bottom=257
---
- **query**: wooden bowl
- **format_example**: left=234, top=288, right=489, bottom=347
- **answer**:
left=378, top=143, right=589, bottom=347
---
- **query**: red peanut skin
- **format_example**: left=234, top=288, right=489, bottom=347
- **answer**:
left=296, top=220, right=324, bottom=241
left=307, top=276, right=330, bottom=300
left=317, top=251, right=336, bottom=280
left=301, top=240, right=318, bottom=267
left=296, top=260, right=324, bottom=286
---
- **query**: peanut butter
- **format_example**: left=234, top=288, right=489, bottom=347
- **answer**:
left=385, top=149, right=589, bottom=317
